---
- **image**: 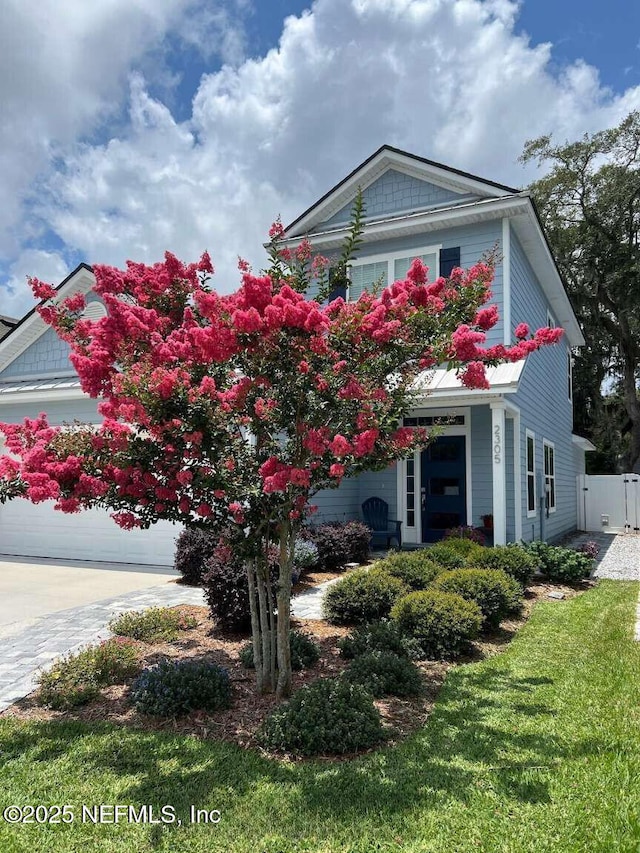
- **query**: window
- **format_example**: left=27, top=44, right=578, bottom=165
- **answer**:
left=567, top=350, right=573, bottom=402
left=543, top=440, right=556, bottom=513
left=526, top=430, right=536, bottom=517
left=348, top=246, right=440, bottom=301
left=405, top=456, right=416, bottom=528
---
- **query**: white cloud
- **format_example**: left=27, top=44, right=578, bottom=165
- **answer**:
left=5, top=0, right=640, bottom=311
left=0, top=250, right=70, bottom=320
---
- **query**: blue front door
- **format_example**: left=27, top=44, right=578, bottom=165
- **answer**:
left=420, top=435, right=467, bottom=542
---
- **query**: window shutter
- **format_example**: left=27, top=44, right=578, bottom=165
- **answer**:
left=439, top=247, right=460, bottom=278
left=349, top=261, right=387, bottom=301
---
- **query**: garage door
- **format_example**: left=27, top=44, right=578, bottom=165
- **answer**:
left=0, top=498, right=180, bottom=566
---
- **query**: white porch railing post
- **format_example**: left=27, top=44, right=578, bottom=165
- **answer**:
left=490, top=402, right=507, bottom=546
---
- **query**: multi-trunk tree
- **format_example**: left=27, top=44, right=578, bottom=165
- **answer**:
left=0, top=208, right=562, bottom=697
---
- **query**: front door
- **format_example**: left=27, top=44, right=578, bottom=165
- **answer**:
left=420, top=435, right=467, bottom=542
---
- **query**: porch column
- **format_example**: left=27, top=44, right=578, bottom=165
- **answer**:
left=490, top=402, right=507, bottom=546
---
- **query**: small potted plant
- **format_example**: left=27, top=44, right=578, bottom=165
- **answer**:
left=481, top=513, right=493, bottom=531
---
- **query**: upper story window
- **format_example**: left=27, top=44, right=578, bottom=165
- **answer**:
left=348, top=245, right=440, bottom=301
left=543, top=439, right=556, bottom=513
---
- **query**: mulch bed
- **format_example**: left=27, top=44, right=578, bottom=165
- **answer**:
left=2, top=577, right=593, bottom=758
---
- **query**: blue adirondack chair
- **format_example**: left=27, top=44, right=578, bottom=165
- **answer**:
left=362, top=497, right=402, bottom=549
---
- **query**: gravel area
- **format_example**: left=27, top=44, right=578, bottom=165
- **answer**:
left=563, top=532, right=640, bottom=581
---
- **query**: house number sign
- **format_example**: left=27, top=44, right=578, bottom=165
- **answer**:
left=493, top=423, right=502, bottom=464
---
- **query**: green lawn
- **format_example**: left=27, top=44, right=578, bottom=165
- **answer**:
left=1, top=580, right=639, bottom=853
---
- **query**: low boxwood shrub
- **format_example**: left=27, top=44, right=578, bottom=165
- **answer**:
left=438, top=537, right=485, bottom=559
left=322, top=567, right=408, bottom=624
left=520, top=541, right=593, bottom=583
left=258, top=678, right=384, bottom=755
left=174, top=526, right=218, bottom=585
left=130, top=659, right=231, bottom=717
left=424, top=544, right=467, bottom=570
left=375, top=551, right=444, bottom=591
left=391, top=589, right=482, bottom=659
left=109, top=607, right=197, bottom=643
left=239, top=630, right=320, bottom=671
left=37, top=637, right=142, bottom=710
left=338, top=620, right=422, bottom=660
left=343, top=650, right=423, bottom=697
left=470, top=545, right=537, bottom=586
left=432, top=568, right=523, bottom=628
left=303, top=521, right=370, bottom=570
left=203, top=545, right=279, bottom=634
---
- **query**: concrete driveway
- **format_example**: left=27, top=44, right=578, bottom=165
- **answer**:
left=0, top=555, right=179, bottom=640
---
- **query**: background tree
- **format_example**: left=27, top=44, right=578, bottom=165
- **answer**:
left=522, top=112, right=640, bottom=472
left=0, top=212, right=561, bottom=698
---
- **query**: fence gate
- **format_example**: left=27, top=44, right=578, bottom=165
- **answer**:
left=577, top=473, right=640, bottom=533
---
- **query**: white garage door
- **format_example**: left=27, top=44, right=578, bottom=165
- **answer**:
left=0, top=498, right=179, bottom=566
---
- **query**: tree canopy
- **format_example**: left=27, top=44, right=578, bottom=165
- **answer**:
left=522, top=112, right=640, bottom=472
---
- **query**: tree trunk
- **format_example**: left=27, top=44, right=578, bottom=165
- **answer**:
left=245, top=557, right=264, bottom=694
left=619, top=315, right=640, bottom=472
left=276, top=521, right=295, bottom=699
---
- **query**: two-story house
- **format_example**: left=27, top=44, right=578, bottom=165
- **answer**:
left=0, top=145, right=592, bottom=564
left=280, top=145, right=594, bottom=546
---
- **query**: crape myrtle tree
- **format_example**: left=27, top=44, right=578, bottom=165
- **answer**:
left=0, top=203, right=562, bottom=697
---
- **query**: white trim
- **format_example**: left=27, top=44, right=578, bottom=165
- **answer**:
left=490, top=402, right=507, bottom=546
left=543, top=438, right=557, bottom=514
left=526, top=429, right=537, bottom=519
left=511, top=409, right=523, bottom=543
left=502, top=218, right=511, bottom=345
left=572, top=434, right=596, bottom=452
left=397, top=406, right=471, bottom=544
left=567, top=348, right=573, bottom=403
left=0, top=370, right=77, bottom=383
left=0, top=387, right=86, bottom=405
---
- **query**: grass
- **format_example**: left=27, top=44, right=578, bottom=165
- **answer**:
left=1, top=580, right=639, bottom=852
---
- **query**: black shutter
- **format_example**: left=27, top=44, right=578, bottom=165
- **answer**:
left=439, top=247, right=460, bottom=278
left=327, top=266, right=347, bottom=302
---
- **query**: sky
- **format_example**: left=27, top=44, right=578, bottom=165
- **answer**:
left=1, top=0, right=639, bottom=320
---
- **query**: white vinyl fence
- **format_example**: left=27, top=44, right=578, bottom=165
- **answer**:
left=577, top=473, right=640, bottom=533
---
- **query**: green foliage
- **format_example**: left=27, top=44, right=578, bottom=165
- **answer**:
left=130, top=660, right=231, bottom=717
left=258, top=677, right=384, bottom=756
left=391, top=589, right=482, bottom=659
left=432, top=568, right=523, bottom=628
left=424, top=544, right=467, bottom=570
left=343, top=650, right=423, bottom=697
left=37, top=638, right=142, bottom=710
left=239, top=630, right=320, bottom=671
left=322, top=567, right=408, bottom=624
left=109, top=607, right=197, bottom=643
left=437, top=537, right=485, bottom=559
left=470, top=545, right=536, bottom=586
left=520, top=541, right=593, bottom=583
left=338, top=620, right=423, bottom=660
left=375, top=550, right=444, bottom=590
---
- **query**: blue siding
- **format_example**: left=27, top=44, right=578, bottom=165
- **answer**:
left=314, top=170, right=475, bottom=232
left=510, top=229, right=578, bottom=541
left=0, top=327, right=74, bottom=379
left=311, top=477, right=360, bottom=524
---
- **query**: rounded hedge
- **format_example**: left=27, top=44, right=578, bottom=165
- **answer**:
left=424, top=545, right=467, bottom=571
left=174, top=527, right=218, bottom=585
left=338, top=620, right=422, bottom=660
left=343, top=650, right=423, bottom=697
left=239, top=630, right=320, bottom=671
left=520, top=541, right=593, bottom=583
left=258, top=677, right=384, bottom=756
left=130, top=659, right=232, bottom=717
left=432, top=568, right=523, bottom=628
left=438, top=537, right=485, bottom=559
left=203, top=550, right=278, bottom=634
left=322, top=567, right=408, bottom=625
left=390, top=589, right=482, bottom=659
left=470, top=545, right=537, bottom=586
left=375, top=551, right=444, bottom=591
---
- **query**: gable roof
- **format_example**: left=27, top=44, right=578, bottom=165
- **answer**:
left=0, top=263, right=95, bottom=376
left=285, top=145, right=519, bottom=237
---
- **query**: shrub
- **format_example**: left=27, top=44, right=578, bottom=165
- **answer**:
left=109, top=607, right=197, bottom=643
left=292, top=539, right=319, bottom=583
left=338, top=620, right=423, bottom=660
left=437, top=537, right=485, bottom=559
left=37, top=638, right=142, bottom=710
left=375, top=550, right=444, bottom=590
left=432, top=568, right=523, bottom=628
left=425, top=544, right=467, bottom=570
left=173, top=526, right=218, bottom=585
left=203, top=546, right=279, bottom=634
left=469, top=545, right=537, bottom=586
left=343, top=650, right=423, bottom=697
left=130, top=659, right=231, bottom=717
left=322, top=567, right=408, bottom=624
left=303, top=521, right=370, bottom=570
left=258, top=678, right=384, bottom=755
left=443, top=525, right=486, bottom=545
left=391, top=589, right=482, bottom=658
left=578, top=540, right=600, bottom=560
left=520, top=541, right=593, bottom=583
left=239, top=630, right=320, bottom=671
